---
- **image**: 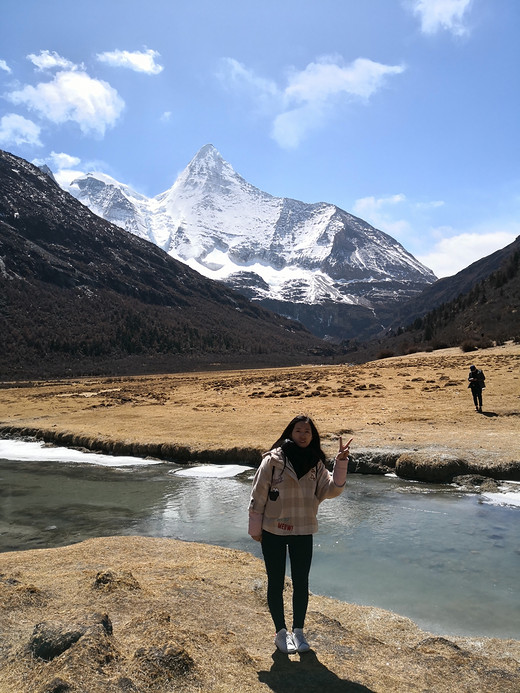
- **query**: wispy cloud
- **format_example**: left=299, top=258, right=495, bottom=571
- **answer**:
left=32, top=151, right=110, bottom=189
left=353, top=192, right=517, bottom=277
left=415, top=200, right=445, bottom=210
left=354, top=194, right=445, bottom=229
left=218, top=55, right=405, bottom=148
left=353, top=194, right=415, bottom=242
left=7, top=70, right=125, bottom=136
left=45, top=151, right=82, bottom=169
left=27, top=50, right=78, bottom=71
left=418, top=227, right=518, bottom=277
left=97, top=49, right=163, bottom=75
left=217, top=58, right=281, bottom=113
left=285, top=57, right=405, bottom=102
left=354, top=193, right=407, bottom=214
left=0, top=113, right=42, bottom=146
left=0, top=59, right=11, bottom=73
left=408, top=0, right=474, bottom=36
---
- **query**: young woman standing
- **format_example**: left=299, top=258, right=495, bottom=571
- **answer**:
left=248, top=415, right=351, bottom=654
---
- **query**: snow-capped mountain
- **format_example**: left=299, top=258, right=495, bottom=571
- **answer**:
left=1, top=147, right=329, bottom=379
left=67, top=144, right=437, bottom=340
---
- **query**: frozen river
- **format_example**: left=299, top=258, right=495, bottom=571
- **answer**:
left=1, top=439, right=519, bottom=640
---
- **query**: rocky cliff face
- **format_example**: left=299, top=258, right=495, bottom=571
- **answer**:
left=68, top=144, right=437, bottom=340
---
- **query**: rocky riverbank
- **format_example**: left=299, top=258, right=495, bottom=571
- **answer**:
left=1, top=422, right=519, bottom=484
left=1, top=536, right=519, bottom=693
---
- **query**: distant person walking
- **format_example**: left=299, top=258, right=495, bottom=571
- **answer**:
left=468, top=364, right=485, bottom=412
left=248, top=415, right=351, bottom=654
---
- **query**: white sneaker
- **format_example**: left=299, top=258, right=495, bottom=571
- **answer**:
left=293, top=628, right=310, bottom=652
left=274, top=628, right=297, bottom=654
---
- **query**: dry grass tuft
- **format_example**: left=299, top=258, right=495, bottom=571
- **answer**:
left=0, top=536, right=518, bottom=692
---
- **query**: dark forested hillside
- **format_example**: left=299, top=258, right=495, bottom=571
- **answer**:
left=346, top=236, right=520, bottom=360
left=0, top=150, right=333, bottom=379
left=388, top=236, right=520, bottom=329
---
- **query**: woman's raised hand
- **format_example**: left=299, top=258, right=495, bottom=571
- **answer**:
left=337, top=436, right=353, bottom=460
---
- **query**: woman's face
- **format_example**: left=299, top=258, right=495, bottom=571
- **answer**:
left=291, top=421, right=313, bottom=448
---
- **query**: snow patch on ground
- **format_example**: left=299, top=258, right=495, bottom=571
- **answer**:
left=0, top=439, right=161, bottom=467
left=0, top=440, right=254, bottom=475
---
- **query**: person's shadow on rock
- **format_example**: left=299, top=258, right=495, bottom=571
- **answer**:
left=258, top=649, right=375, bottom=692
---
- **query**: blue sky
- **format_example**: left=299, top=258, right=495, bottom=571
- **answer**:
left=1, top=0, right=518, bottom=278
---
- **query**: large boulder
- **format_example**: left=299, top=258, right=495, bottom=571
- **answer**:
left=28, top=613, right=112, bottom=661
left=396, top=452, right=466, bottom=482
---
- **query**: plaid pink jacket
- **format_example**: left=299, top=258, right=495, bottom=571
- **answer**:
left=248, top=447, right=346, bottom=536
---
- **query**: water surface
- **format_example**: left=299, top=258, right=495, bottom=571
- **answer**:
left=1, top=447, right=518, bottom=640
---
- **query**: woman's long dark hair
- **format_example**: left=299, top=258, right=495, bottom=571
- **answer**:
left=271, top=415, right=326, bottom=464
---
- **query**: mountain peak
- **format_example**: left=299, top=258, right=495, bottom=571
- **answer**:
left=189, top=144, right=223, bottom=172
left=37, top=164, right=59, bottom=186
left=177, top=143, right=239, bottom=190
left=196, top=143, right=220, bottom=158
left=64, top=145, right=437, bottom=341
left=0, top=147, right=327, bottom=378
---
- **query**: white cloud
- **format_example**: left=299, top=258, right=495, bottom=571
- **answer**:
left=273, top=57, right=405, bottom=148
left=409, top=0, right=473, bottom=36
left=219, top=55, right=405, bottom=148
left=31, top=156, right=86, bottom=189
left=0, top=59, right=11, bottom=73
left=353, top=193, right=518, bottom=277
left=53, top=167, right=88, bottom=190
left=160, top=111, right=172, bottom=122
left=417, top=228, right=518, bottom=278
left=27, top=50, right=77, bottom=71
left=97, top=49, right=163, bottom=75
left=415, top=200, right=445, bottom=210
left=353, top=194, right=414, bottom=241
left=217, top=58, right=281, bottom=112
left=353, top=194, right=447, bottom=241
left=48, top=151, right=82, bottom=169
left=285, top=57, right=405, bottom=103
left=8, top=70, right=124, bottom=136
left=0, top=113, right=42, bottom=146
left=32, top=152, right=112, bottom=189
left=354, top=194, right=407, bottom=215
left=272, top=104, right=324, bottom=150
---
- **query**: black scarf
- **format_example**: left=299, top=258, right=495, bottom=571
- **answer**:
left=281, top=439, right=319, bottom=479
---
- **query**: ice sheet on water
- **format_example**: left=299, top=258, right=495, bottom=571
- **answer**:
left=173, top=464, right=253, bottom=478
left=0, top=439, right=162, bottom=467
left=481, top=491, right=520, bottom=508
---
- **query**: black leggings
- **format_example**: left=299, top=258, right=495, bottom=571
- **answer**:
left=261, top=530, right=313, bottom=632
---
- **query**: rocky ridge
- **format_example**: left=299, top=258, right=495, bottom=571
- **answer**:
left=67, top=144, right=436, bottom=340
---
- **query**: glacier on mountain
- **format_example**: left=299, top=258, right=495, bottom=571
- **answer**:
left=66, top=144, right=436, bottom=340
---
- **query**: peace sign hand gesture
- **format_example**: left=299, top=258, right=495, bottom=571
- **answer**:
left=336, top=436, right=353, bottom=461
left=332, top=436, right=352, bottom=487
